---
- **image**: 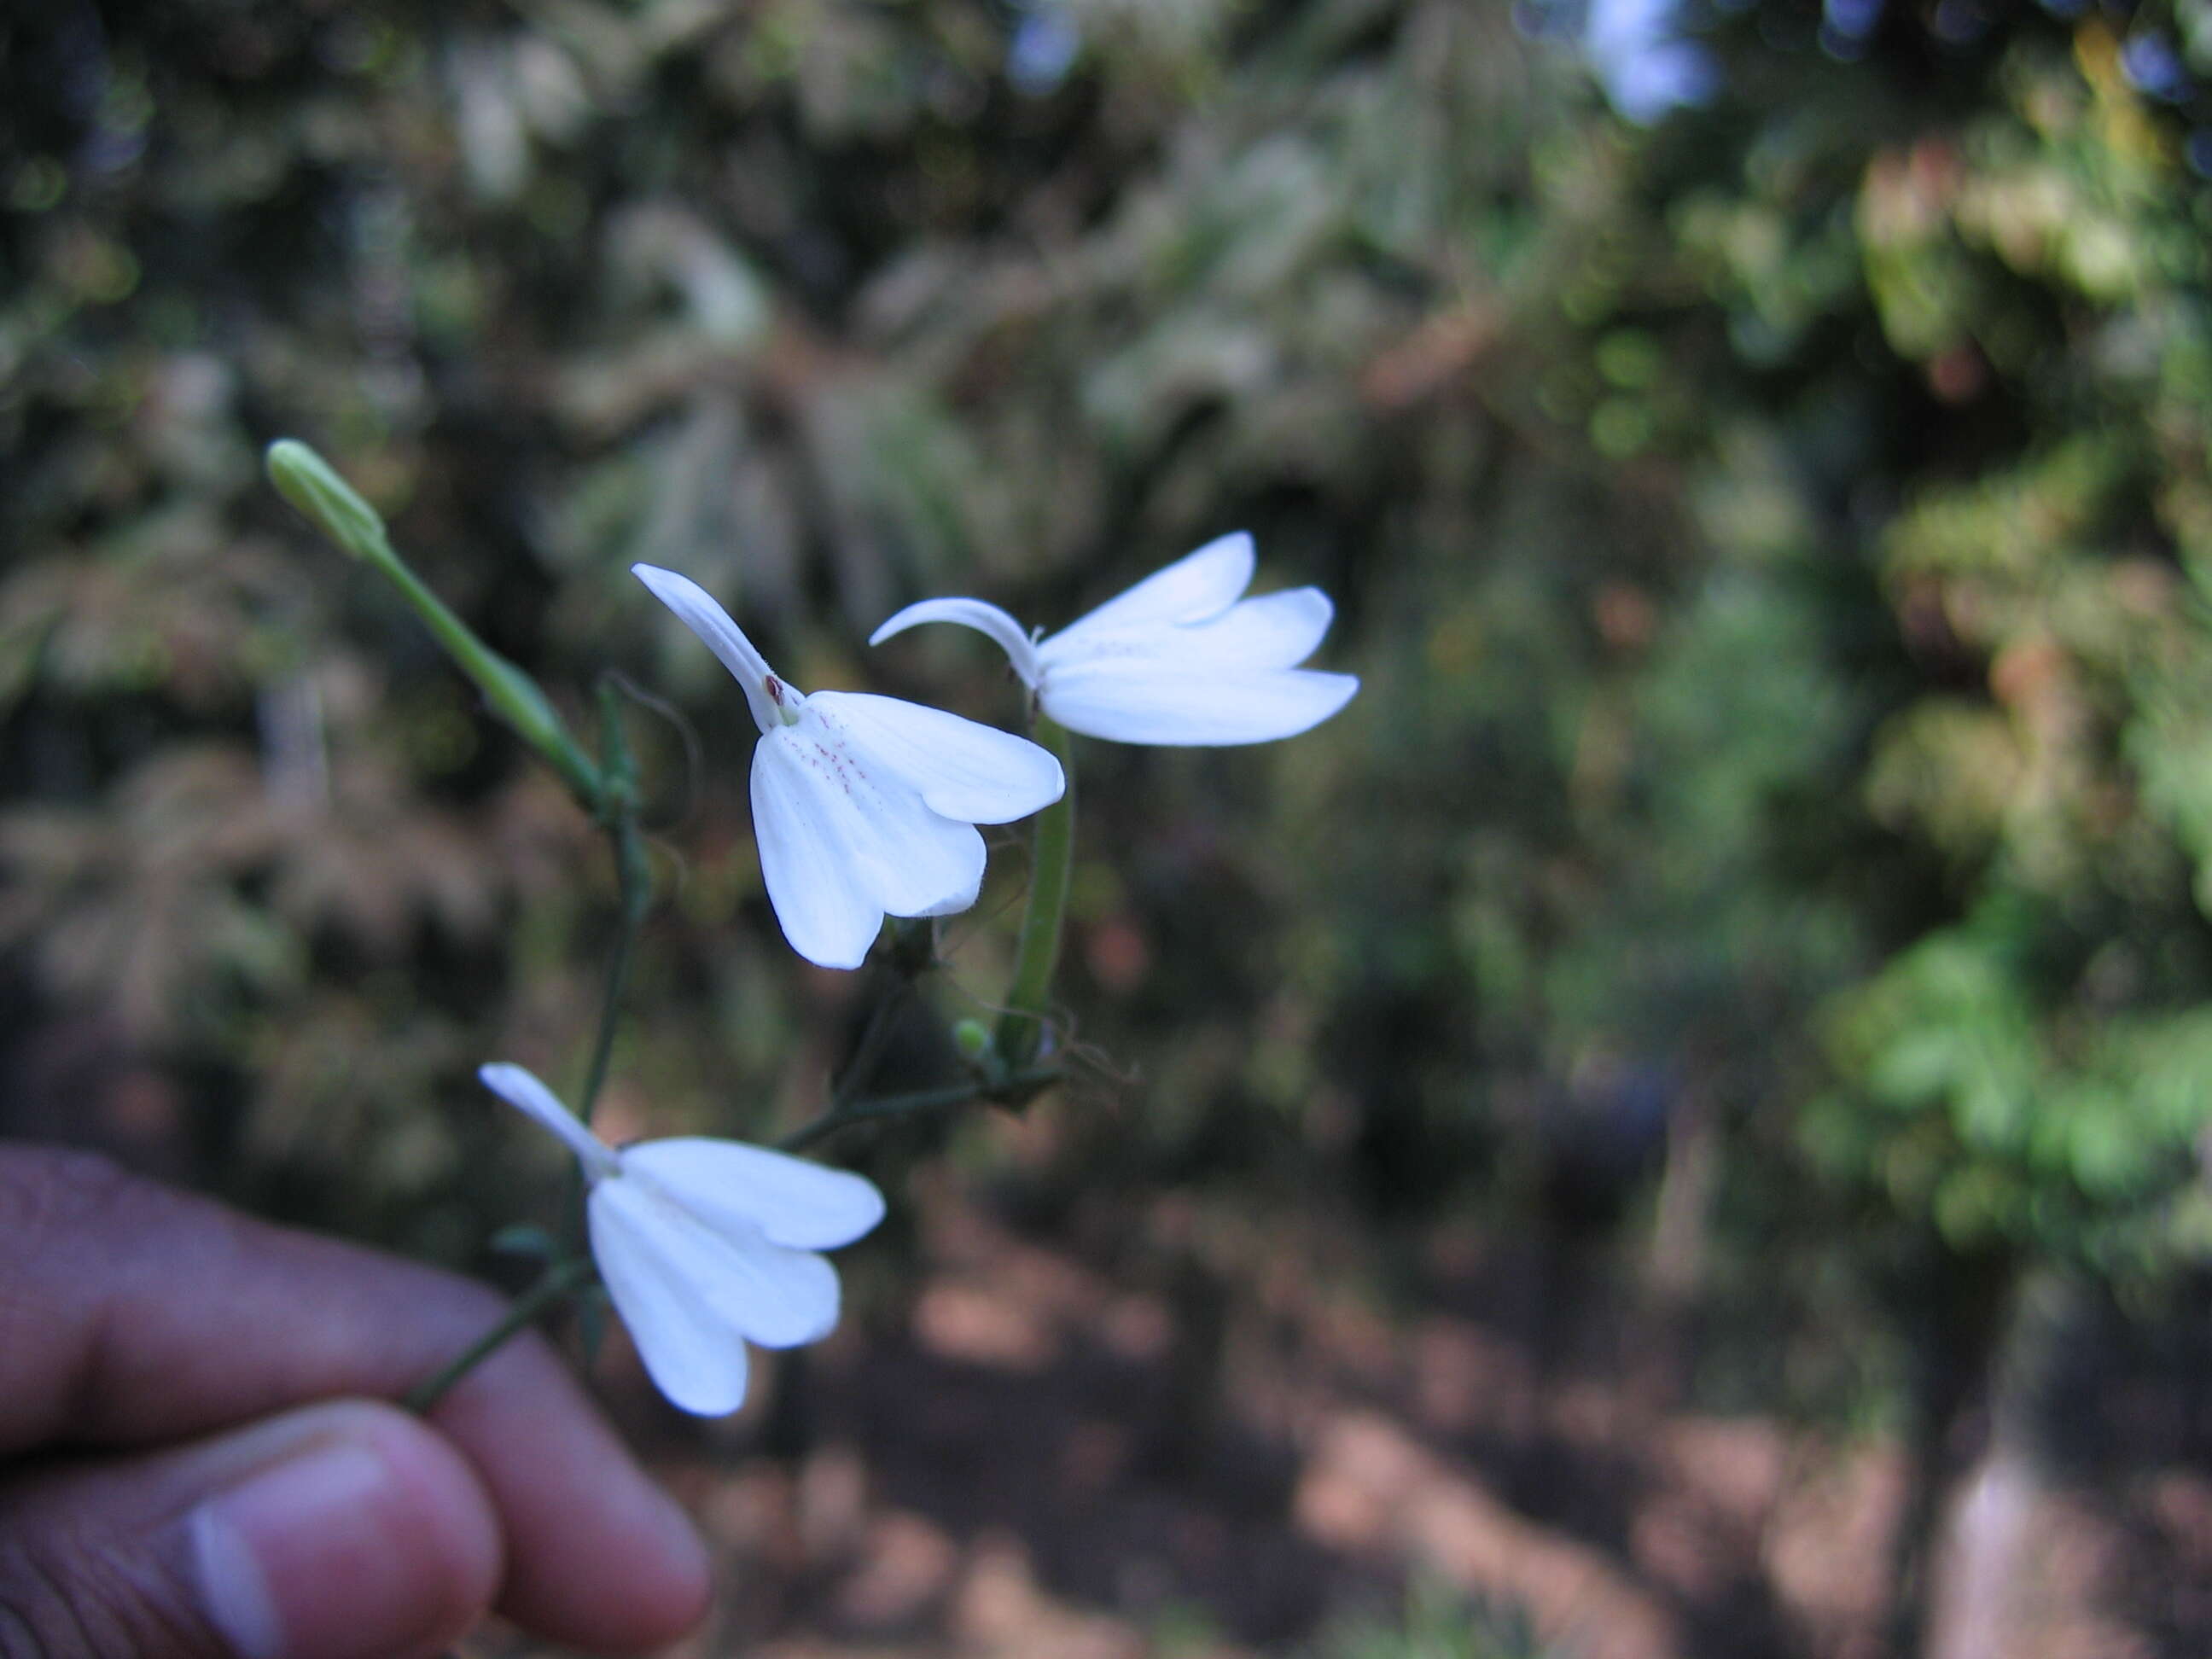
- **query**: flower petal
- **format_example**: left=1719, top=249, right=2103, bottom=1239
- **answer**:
left=1047, top=533, right=1255, bottom=651
left=478, top=1062, right=619, bottom=1178
left=633, top=562, right=781, bottom=736
left=750, top=735, right=894, bottom=969
left=596, top=1173, right=844, bottom=1359
left=808, top=691, right=1064, bottom=824
left=753, top=719, right=987, bottom=967
left=587, top=1181, right=754, bottom=1415
left=1039, top=586, right=1337, bottom=678
left=1042, top=664, right=1359, bottom=745
left=869, top=597, right=1042, bottom=687
left=772, top=712, right=990, bottom=916
left=620, top=1138, right=887, bottom=1251
left=1178, top=587, right=1337, bottom=670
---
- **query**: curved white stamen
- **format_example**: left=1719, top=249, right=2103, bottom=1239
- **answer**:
left=870, top=597, right=1044, bottom=688
left=634, top=563, right=783, bottom=735
left=478, top=1062, right=622, bottom=1180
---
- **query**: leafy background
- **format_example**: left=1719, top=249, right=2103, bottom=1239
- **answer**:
left=11, top=0, right=2212, bottom=1653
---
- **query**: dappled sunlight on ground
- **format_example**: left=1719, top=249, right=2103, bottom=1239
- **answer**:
left=481, top=1167, right=2212, bottom=1658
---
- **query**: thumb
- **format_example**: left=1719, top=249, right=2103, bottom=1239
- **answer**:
left=0, top=1400, right=503, bottom=1659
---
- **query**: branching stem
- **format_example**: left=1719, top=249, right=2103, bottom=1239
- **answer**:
left=405, top=1254, right=599, bottom=1415
left=777, top=1068, right=1062, bottom=1153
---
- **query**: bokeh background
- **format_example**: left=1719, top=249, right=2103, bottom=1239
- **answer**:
left=11, top=0, right=2212, bottom=1653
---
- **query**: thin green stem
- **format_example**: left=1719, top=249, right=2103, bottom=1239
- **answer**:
left=995, top=715, right=1074, bottom=1071
left=578, top=687, right=655, bottom=1126
left=265, top=439, right=602, bottom=809
left=577, top=837, right=646, bottom=1127
left=777, top=1067, right=1062, bottom=1154
left=832, top=985, right=904, bottom=1109
left=375, top=554, right=602, bottom=808
left=405, top=1255, right=598, bottom=1415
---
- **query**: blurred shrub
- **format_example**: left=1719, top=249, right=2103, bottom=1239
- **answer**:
left=8, top=0, right=2212, bottom=1435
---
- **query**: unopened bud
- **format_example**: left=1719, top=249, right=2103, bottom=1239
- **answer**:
left=265, top=439, right=390, bottom=561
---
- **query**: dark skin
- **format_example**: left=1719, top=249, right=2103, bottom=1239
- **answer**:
left=0, top=1145, right=714, bottom=1658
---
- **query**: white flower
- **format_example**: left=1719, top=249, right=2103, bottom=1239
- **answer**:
left=479, top=1062, right=885, bottom=1416
left=634, top=563, right=1065, bottom=969
left=868, top=533, right=1359, bottom=745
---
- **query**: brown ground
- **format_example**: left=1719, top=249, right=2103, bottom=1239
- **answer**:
left=484, top=1146, right=2212, bottom=1659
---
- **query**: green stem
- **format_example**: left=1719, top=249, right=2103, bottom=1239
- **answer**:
left=380, top=562, right=602, bottom=807
left=832, top=986, right=903, bottom=1109
left=265, top=439, right=602, bottom=809
left=405, top=1255, right=598, bottom=1415
left=577, top=829, right=647, bottom=1128
left=578, top=684, right=655, bottom=1126
left=777, top=1067, right=1062, bottom=1154
left=995, top=715, right=1074, bottom=1071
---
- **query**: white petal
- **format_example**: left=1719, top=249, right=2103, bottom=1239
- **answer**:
left=1047, top=533, right=1256, bottom=651
left=1178, top=588, right=1336, bottom=669
left=620, top=1138, right=887, bottom=1251
left=478, top=1062, right=618, bottom=1178
left=752, top=720, right=987, bottom=968
left=1042, top=665, right=1360, bottom=746
left=632, top=562, right=782, bottom=736
left=869, top=597, right=1042, bottom=687
left=808, top=691, right=1064, bottom=824
left=1039, top=587, right=1337, bottom=678
left=586, top=1181, right=753, bottom=1415
left=596, top=1174, right=841, bottom=1351
left=750, top=736, right=894, bottom=969
left=770, top=711, right=989, bottom=915
left=908, top=872, right=986, bottom=917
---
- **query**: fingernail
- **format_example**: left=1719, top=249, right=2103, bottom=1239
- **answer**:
left=188, top=1438, right=414, bottom=1659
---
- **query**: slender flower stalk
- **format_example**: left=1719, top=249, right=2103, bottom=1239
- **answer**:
left=996, top=716, right=1074, bottom=1070
left=633, top=563, right=1064, bottom=969
left=777, top=1066, right=1063, bottom=1153
left=265, top=439, right=602, bottom=807
left=577, top=679, right=655, bottom=1127
left=870, top=533, right=1359, bottom=746
left=480, top=1062, right=885, bottom=1416
left=405, top=1254, right=599, bottom=1415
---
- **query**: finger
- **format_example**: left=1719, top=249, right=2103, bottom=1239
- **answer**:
left=0, top=1400, right=498, bottom=1659
left=0, top=1146, right=713, bottom=1650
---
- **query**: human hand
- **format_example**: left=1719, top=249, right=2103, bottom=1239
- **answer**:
left=0, top=1144, right=713, bottom=1658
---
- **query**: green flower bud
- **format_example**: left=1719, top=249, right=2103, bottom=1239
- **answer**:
left=265, top=439, right=390, bottom=561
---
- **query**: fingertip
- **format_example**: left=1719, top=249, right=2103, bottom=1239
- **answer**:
left=551, top=1472, right=716, bottom=1650
left=492, top=1412, right=714, bottom=1650
left=354, top=1405, right=508, bottom=1648
left=430, top=1345, right=714, bottom=1650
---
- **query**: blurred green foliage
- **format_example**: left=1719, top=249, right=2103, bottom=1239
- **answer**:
left=1311, top=1577, right=1549, bottom=1659
left=9, top=0, right=2212, bottom=1436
